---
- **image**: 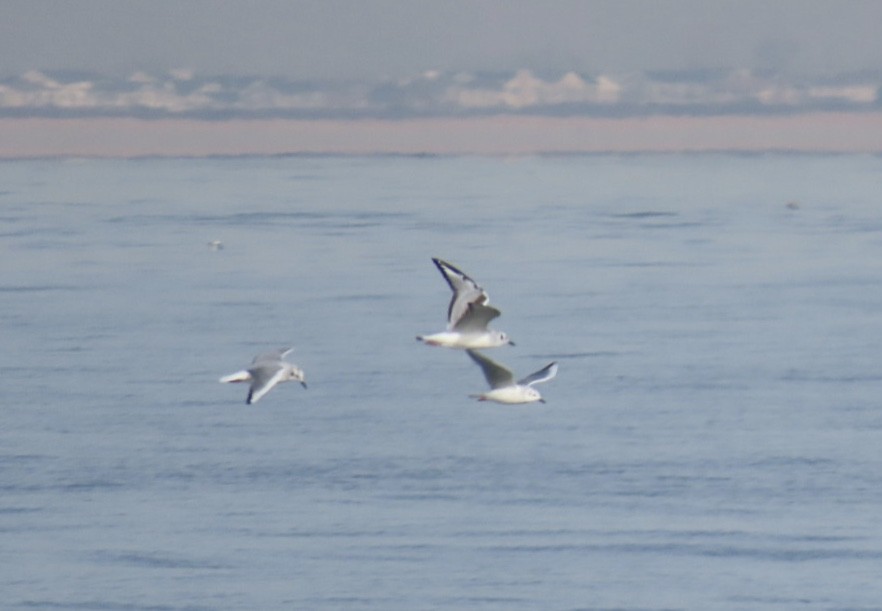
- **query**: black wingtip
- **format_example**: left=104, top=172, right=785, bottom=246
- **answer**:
left=432, top=257, right=466, bottom=279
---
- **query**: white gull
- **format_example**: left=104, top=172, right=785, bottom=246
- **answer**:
left=219, top=348, right=307, bottom=405
left=416, top=258, right=514, bottom=349
left=466, top=349, right=557, bottom=404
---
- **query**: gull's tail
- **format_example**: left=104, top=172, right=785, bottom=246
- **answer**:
left=219, top=370, right=251, bottom=384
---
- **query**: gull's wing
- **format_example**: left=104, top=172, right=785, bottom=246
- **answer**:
left=518, top=362, right=559, bottom=387
left=433, top=258, right=489, bottom=327
left=246, top=362, right=287, bottom=404
left=453, top=303, right=501, bottom=333
left=467, top=349, right=515, bottom=389
left=251, top=347, right=292, bottom=364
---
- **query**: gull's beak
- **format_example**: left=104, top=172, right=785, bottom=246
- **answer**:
left=539, top=398, right=546, bottom=404
left=508, top=340, right=516, bottom=346
left=301, top=381, right=308, bottom=389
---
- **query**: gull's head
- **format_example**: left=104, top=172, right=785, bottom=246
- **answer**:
left=498, top=332, right=515, bottom=346
left=285, top=366, right=307, bottom=388
left=524, top=387, right=543, bottom=403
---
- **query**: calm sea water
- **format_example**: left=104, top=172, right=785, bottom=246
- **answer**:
left=2, top=154, right=882, bottom=610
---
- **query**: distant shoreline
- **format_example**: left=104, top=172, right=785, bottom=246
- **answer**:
left=3, top=112, right=882, bottom=158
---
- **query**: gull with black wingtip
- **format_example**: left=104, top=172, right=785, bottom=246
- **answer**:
left=466, top=349, right=558, bottom=404
left=416, top=258, right=514, bottom=349
left=219, top=348, right=307, bottom=405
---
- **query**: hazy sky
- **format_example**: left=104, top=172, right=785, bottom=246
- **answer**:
left=2, top=0, right=882, bottom=80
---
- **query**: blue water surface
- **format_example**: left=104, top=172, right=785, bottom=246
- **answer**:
left=2, top=153, right=882, bottom=610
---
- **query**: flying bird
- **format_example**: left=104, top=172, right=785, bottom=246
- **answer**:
left=416, top=258, right=514, bottom=349
left=219, top=348, right=307, bottom=405
left=466, top=349, right=557, bottom=404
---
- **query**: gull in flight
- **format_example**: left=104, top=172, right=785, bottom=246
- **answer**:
left=416, top=258, right=514, bottom=349
left=466, top=349, right=558, bottom=404
left=219, top=348, right=307, bottom=405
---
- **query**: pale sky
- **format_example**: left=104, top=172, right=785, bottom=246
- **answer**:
left=2, top=0, right=882, bottom=80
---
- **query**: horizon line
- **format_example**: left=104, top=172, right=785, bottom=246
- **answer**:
left=3, top=112, right=882, bottom=158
